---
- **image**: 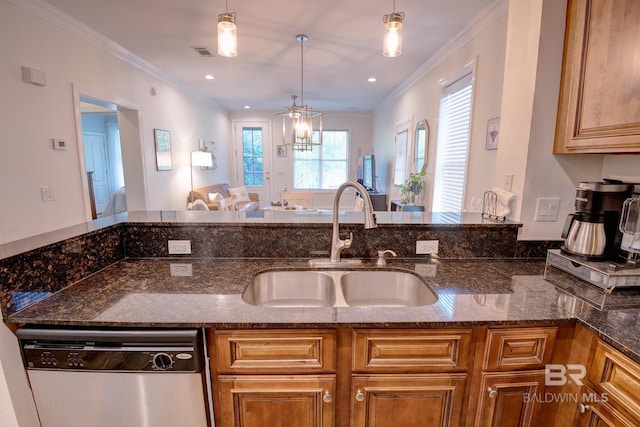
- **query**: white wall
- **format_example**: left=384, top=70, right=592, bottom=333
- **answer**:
left=373, top=1, right=508, bottom=210
left=230, top=110, right=373, bottom=209
left=0, top=0, right=232, bottom=244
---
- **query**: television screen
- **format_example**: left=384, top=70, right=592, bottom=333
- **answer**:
left=362, top=155, right=376, bottom=192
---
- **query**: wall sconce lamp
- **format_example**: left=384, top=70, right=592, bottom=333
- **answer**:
left=190, top=150, right=213, bottom=203
left=218, top=0, right=237, bottom=57
left=383, top=0, right=404, bottom=57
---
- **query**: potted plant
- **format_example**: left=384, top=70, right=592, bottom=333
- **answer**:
left=400, top=171, right=427, bottom=205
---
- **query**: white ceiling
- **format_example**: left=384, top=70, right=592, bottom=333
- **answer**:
left=40, top=0, right=496, bottom=112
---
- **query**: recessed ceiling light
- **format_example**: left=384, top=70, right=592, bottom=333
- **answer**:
left=204, top=74, right=214, bottom=80
left=243, top=105, right=251, bottom=109
left=368, top=77, right=377, bottom=82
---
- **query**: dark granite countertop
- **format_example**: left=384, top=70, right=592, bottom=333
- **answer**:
left=7, top=257, right=640, bottom=362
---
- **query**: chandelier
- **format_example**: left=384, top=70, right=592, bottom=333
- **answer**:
left=280, top=34, right=323, bottom=152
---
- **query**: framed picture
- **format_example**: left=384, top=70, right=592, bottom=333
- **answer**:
left=154, top=128, right=172, bottom=170
left=277, top=145, right=287, bottom=157
left=486, top=117, right=500, bottom=150
left=199, top=139, right=217, bottom=170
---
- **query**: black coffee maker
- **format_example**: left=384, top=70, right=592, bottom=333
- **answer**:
left=561, top=180, right=633, bottom=261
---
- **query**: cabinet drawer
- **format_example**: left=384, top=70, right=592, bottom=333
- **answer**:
left=213, top=329, right=336, bottom=373
left=353, top=328, right=472, bottom=372
left=483, top=326, right=557, bottom=371
left=588, top=341, right=640, bottom=425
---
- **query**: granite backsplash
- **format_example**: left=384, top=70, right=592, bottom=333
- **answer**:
left=0, top=219, right=561, bottom=319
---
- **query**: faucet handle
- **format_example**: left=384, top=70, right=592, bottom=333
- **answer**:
left=377, top=249, right=397, bottom=266
left=343, top=232, right=353, bottom=249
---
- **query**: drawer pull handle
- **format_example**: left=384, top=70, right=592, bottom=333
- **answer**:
left=322, top=391, right=333, bottom=403
left=487, top=387, right=498, bottom=399
left=355, top=389, right=365, bottom=402
left=577, top=403, right=590, bottom=414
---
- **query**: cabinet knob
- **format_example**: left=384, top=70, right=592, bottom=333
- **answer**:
left=322, top=390, right=333, bottom=403
left=355, top=389, right=365, bottom=402
left=577, top=403, right=590, bottom=414
left=487, top=387, right=498, bottom=399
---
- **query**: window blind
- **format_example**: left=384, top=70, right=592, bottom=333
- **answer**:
left=432, top=72, right=473, bottom=212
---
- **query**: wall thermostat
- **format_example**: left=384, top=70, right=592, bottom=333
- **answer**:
left=52, top=139, right=67, bottom=150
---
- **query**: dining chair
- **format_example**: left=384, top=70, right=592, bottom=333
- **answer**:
left=218, top=197, right=236, bottom=211
left=280, top=192, right=313, bottom=209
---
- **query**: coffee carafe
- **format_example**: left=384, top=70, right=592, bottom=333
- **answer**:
left=619, top=185, right=640, bottom=266
left=561, top=181, right=632, bottom=260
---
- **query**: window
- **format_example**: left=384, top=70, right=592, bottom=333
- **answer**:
left=241, top=127, right=264, bottom=186
left=294, top=130, right=349, bottom=189
left=432, top=71, right=473, bottom=212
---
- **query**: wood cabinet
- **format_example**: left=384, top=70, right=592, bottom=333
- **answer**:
left=351, top=374, right=467, bottom=427
left=554, top=0, right=640, bottom=153
left=471, top=326, right=557, bottom=427
left=210, top=329, right=337, bottom=427
left=350, top=328, right=473, bottom=427
left=574, top=340, right=640, bottom=427
left=209, top=327, right=474, bottom=427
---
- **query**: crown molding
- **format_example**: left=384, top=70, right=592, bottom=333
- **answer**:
left=9, top=0, right=227, bottom=113
left=375, top=0, right=509, bottom=113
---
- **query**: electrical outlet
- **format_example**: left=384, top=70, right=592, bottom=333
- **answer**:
left=170, top=263, right=193, bottom=276
left=414, top=263, right=437, bottom=277
left=416, top=240, right=439, bottom=255
left=168, top=240, right=191, bottom=254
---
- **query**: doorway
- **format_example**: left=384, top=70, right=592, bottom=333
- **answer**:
left=73, top=84, right=148, bottom=221
left=80, top=97, right=125, bottom=217
left=233, top=121, right=272, bottom=204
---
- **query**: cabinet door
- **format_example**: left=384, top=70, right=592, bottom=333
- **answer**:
left=217, top=375, right=335, bottom=427
left=474, top=370, right=546, bottom=427
left=554, top=0, right=640, bottom=153
left=351, top=373, right=467, bottom=427
left=574, top=388, right=636, bottom=427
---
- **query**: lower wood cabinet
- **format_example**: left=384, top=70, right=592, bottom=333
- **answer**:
left=572, top=340, right=640, bottom=427
left=217, top=375, right=336, bottom=427
left=351, top=374, right=467, bottom=427
left=473, top=370, right=546, bottom=427
left=208, top=324, right=640, bottom=427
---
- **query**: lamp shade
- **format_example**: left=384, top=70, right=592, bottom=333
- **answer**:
left=383, top=12, right=403, bottom=57
left=218, top=12, right=237, bottom=57
left=191, top=150, right=213, bottom=168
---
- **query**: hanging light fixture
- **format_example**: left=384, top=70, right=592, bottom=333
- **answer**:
left=279, top=34, right=323, bottom=152
left=383, top=0, right=404, bottom=57
left=218, top=0, right=237, bottom=57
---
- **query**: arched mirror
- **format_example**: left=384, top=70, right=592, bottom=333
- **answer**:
left=413, top=119, right=429, bottom=173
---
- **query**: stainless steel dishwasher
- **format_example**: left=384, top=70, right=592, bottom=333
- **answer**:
left=18, top=327, right=210, bottom=427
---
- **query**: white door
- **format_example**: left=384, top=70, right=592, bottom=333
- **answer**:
left=83, top=131, right=111, bottom=215
left=233, top=121, right=272, bottom=204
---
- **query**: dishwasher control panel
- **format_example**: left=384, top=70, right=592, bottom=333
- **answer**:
left=21, top=346, right=199, bottom=371
left=17, top=328, right=203, bottom=373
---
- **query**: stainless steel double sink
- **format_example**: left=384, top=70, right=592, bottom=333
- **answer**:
left=242, top=269, right=438, bottom=308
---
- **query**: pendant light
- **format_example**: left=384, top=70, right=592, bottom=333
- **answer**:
left=218, top=0, right=237, bottom=57
left=383, top=0, right=404, bottom=57
left=280, top=34, right=323, bottom=152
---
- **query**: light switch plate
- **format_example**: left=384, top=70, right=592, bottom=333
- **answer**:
left=535, top=197, right=561, bottom=222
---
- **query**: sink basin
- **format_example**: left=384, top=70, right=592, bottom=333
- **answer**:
left=340, top=271, right=438, bottom=307
left=243, top=271, right=335, bottom=307
left=243, top=269, right=437, bottom=308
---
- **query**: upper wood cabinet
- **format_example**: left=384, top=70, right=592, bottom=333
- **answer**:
left=554, top=0, right=640, bottom=154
